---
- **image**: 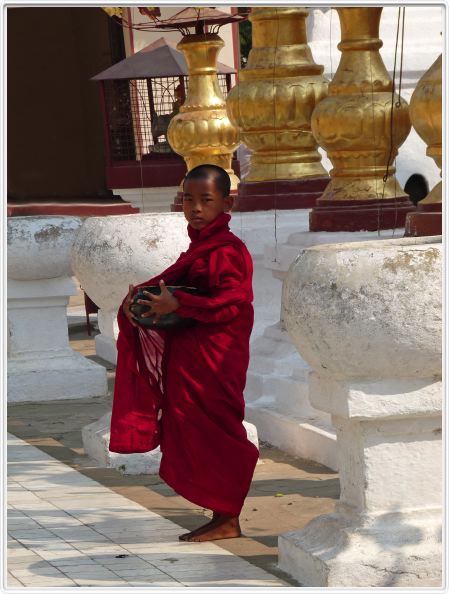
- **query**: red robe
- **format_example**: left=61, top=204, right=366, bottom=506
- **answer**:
left=109, top=213, right=259, bottom=516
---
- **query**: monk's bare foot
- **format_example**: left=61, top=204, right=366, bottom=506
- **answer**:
left=185, top=515, right=241, bottom=542
left=178, top=513, right=219, bottom=541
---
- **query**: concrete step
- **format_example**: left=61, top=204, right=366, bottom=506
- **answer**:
left=245, top=372, right=266, bottom=402
left=248, top=356, right=278, bottom=375
left=246, top=369, right=312, bottom=412
left=262, top=324, right=291, bottom=342
left=249, top=353, right=304, bottom=377
left=265, top=377, right=314, bottom=418
left=251, top=334, right=297, bottom=358
left=246, top=405, right=338, bottom=471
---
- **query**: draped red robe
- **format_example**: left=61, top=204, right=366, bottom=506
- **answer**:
left=109, top=212, right=259, bottom=516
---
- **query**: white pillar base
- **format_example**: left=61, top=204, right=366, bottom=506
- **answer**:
left=278, top=375, right=443, bottom=587
left=7, top=276, right=108, bottom=404
left=94, top=308, right=118, bottom=364
left=279, top=509, right=442, bottom=587
left=95, top=334, right=117, bottom=365
left=82, top=412, right=260, bottom=475
left=246, top=408, right=337, bottom=470
left=82, top=412, right=162, bottom=475
left=8, top=351, right=108, bottom=403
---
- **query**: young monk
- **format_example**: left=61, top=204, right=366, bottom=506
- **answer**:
left=109, top=164, right=259, bottom=542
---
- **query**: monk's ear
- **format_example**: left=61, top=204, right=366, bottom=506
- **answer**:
left=224, top=195, right=234, bottom=212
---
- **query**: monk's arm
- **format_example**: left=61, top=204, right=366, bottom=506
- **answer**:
left=174, top=246, right=250, bottom=323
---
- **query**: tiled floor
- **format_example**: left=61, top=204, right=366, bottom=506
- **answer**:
left=7, top=433, right=289, bottom=588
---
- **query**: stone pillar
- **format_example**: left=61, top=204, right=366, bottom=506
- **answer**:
left=226, top=8, right=329, bottom=212
left=7, top=216, right=107, bottom=403
left=71, top=212, right=190, bottom=364
left=309, top=7, right=414, bottom=231
left=405, top=54, right=442, bottom=237
left=245, top=213, right=405, bottom=470
left=278, top=236, right=442, bottom=587
left=72, top=212, right=188, bottom=471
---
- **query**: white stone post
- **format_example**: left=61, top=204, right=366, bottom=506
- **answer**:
left=71, top=212, right=190, bottom=365
left=246, top=215, right=405, bottom=471
left=72, top=212, right=189, bottom=473
left=278, top=236, right=442, bottom=587
left=7, top=216, right=108, bottom=403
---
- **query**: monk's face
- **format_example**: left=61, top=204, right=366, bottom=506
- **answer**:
left=182, top=177, right=233, bottom=230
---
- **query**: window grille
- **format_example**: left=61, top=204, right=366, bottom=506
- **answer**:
left=103, top=74, right=232, bottom=162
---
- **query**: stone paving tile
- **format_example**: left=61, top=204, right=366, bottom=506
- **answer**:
left=49, top=557, right=98, bottom=568
left=7, top=433, right=289, bottom=588
left=101, top=558, right=155, bottom=571
left=7, top=518, right=41, bottom=531
left=7, top=572, right=24, bottom=587
left=69, top=542, right=130, bottom=556
left=9, top=564, right=78, bottom=587
left=29, top=545, right=91, bottom=563
left=10, top=565, right=69, bottom=578
left=181, top=578, right=285, bottom=587
left=126, top=579, right=184, bottom=587
left=7, top=555, right=45, bottom=569
left=111, top=567, right=173, bottom=579
left=8, top=509, right=29, bottom=517
left=70, top=578, right=127, bottom=586
left=135, top=544, right=236, bottom=562
left=45, top=525, right=113, bottom=542
left=58, top=565, right=122, bottom=578
left=155, top=555, right=240, bottom=568
left=16, top=575, right=77, bottom=587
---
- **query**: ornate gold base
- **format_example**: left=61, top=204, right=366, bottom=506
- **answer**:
left=309, top=196, right=415, bottom=232
left=171, top=187, right=238, bottom=213
left=233, top=177, right=330, bottom=212
left=404, top=203, right=442, bottom=237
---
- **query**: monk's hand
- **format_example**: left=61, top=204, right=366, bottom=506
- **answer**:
left=123, top=284, right=138, bottom=327
left=139, top=280, right=180, bottom=323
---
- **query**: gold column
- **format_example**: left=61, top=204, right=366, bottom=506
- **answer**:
left=405, top=54, right=442, bottom=237
left=167, top=33, right=240, bottom=192
left=226, top=8, right=329, bottom=211
left=310, top=8, right=414, bottom=232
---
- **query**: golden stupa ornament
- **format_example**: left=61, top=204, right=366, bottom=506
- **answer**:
left=309, top=7, right=414, bottom=232
left=167, top=33, right=240, bottom=189
left=405, top=54, right=442, bottom=236
left=155, top=8, right=244, bottom=199
left=226, top=8, right=330, bottom=211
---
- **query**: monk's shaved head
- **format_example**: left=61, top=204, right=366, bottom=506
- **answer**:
left=184, top=164, right=231, bottom=198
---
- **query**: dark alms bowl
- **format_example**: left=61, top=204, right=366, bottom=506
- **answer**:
left=130, top=285, right=200, bottom=329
